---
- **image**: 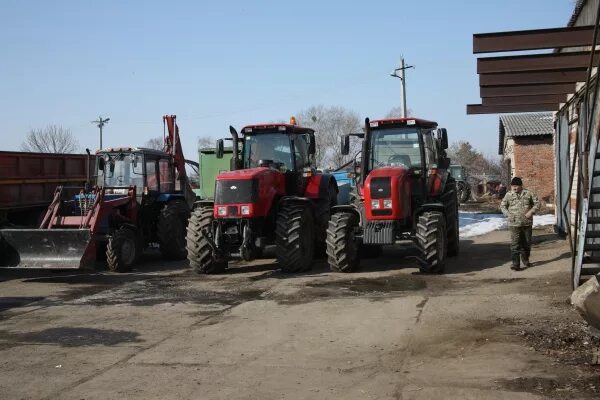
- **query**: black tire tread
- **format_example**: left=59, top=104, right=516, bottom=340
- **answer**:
left=275, top=204, right=314, bottom=273
left=326, top=212, right=359, bottom=273
left=158, top=200, right=190, bottom=260
left=416, top=211, right=446, bottom=273
left=106, top=226, right=138, bottom=273
left=186, top=206, right=226, bottom=274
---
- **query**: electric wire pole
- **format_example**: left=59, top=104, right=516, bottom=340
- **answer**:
left=92, top=116, right=110, bottom=149
left=390, top=57, right=414, bottom=118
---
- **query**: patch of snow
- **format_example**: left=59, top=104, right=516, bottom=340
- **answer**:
left=459, top=212, right=555, bottom=238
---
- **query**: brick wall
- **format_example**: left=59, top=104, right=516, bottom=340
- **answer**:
left=512, top=136, right=555, bottom=206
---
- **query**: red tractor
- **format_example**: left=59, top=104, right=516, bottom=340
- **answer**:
left=186, top=119, right=338, bottom=273
left=326, top=117, right=459, bottom=273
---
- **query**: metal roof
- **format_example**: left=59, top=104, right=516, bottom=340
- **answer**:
left=498, top=112, right=554, bottom=154
left=467, top=0, right=598, bottom=115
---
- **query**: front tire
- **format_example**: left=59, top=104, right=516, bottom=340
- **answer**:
left=416, top=212, right=447, bottom=273
left=106, top=226, right=139, bottom=272
left=158, top=200, right=190, bottom=260
left=276, top=203, right=315, bottom=273
left=186, top=206, right=227, bottom=274
left=326, top=212, right=360, bottom=272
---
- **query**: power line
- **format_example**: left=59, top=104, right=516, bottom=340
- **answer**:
left=91, top=116, right=110, bottom=149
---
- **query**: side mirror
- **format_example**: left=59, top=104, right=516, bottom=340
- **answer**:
left=341, top=135, right=350, bottom=156
left=308, top=134, right=316, bottom=155
left=440, top=128, right=448, bottom=149
left=98, top=158, right=105, bottom=171
left=216, top=139, right=224, bottom=159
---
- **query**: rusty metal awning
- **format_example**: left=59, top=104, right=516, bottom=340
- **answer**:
left=467, top=25, right=598, bottom=115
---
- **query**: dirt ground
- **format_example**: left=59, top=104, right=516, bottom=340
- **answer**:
left=1, top=227, right=599, bottom=399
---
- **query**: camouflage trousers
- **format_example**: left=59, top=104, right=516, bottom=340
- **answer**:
left=509, top=225, right=532, bottom=260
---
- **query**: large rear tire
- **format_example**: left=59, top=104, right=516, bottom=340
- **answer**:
left=106, top=226, right=139, bottom=272
left=315, top=182, right=338, bottom=258
left=416, top=212, right=447, bottom=273
left=446, top=181, right=460, bottom=257
left=158, top=200, right=190, bottom=260
left=276, top=203, right=315, bottom=273
left=326, top=212, right=360, bottom=272
left=457, top=182, right=470, bottom=203
left=186, top=206, right=227, bottom=274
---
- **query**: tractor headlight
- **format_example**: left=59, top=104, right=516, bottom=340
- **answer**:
left=217, top=206, right=227, bottom=216
left=371, top=199, right=381, bottom=209
left=383, top=199, right=393, bottom=209
left=241, top=205, right=251, bottom=215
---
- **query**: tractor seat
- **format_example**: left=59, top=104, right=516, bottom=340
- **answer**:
left=388, top=155, right=411, bottom=167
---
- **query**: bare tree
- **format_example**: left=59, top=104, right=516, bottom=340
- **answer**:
left=296, top=105, right=361, bottom=169
left=144, top=137, right=164, bottom=150
left=21, top=125, right=79, bottom=153
left=385, top=106, right=414, bottom=118
left=198, top=136, right=214, bottom=148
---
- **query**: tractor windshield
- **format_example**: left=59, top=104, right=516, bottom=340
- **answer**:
left=369, top=127, right=421, bottom=170
left=97, top=152, right=144, bottom=189
left=243, top=133, right=293, bottom=171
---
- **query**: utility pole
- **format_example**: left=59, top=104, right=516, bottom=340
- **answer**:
left=91, top=116, right=110, bottom=149
left=390, top=57, right=414, bottom=118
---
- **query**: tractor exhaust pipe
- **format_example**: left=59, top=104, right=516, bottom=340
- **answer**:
left=229, top=126, right=240, bottom=170
left=360, top=117, right=371, bottom=186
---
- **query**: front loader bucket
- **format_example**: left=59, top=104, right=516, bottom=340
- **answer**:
left=0, top=229, right=93, bottom=269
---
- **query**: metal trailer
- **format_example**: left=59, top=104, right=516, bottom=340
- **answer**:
left=0, top=151, right=95, bottom=226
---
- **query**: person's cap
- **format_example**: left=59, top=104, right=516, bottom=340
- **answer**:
left=510, top=177, right=523, bottom=186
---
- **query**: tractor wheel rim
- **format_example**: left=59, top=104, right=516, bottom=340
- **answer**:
left=121, top=238, right=135, bottom=265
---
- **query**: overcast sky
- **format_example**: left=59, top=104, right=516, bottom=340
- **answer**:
left=0, top=0, right=575, bottom=161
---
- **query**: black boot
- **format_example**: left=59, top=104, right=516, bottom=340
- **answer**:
left=511, top=254, right=521, bottom=271
left=521, top=252, right=532, bottom=268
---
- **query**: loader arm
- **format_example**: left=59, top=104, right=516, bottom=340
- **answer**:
left=163, top=115, right=196, bottom=207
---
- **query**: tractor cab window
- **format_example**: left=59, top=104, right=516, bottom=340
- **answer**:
left=293, top=134, right=311, bottom=169
left=98, top=152, right=144, bottom=191
left=369, top=128, right=422, bottom=170
left=243, top=133, right=293, bottom=171
left=422, top=130, right=437, bottom=168
left=146, top=159, right=158, bottom=191
left=159, top=159, right=174, bottom=192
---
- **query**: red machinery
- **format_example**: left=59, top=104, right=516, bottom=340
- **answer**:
left=0, top=115, right=195, bottom=271
left=186, top=119, right=338, bottom=273
left=327, top=117, right=459, bottom=273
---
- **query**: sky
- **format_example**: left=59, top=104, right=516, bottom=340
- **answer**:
left=0, top=0, right=576, bottom=162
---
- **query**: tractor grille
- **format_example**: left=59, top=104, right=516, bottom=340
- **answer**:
left=370, top=177, right=391, bottom=199
left=215, top=179, right=258, bottom=204
left=363, top=221, right=394, bottom=244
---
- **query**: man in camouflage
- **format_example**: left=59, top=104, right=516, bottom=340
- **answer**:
left=500, top=177, right=540, bottom=270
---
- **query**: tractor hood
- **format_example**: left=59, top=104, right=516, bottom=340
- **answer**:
left=364, top=166, right=412, bottom=221
left=216, top=167, right=273, bottom=181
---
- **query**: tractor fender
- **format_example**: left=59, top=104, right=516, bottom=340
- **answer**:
left=304, top=174, right=338, bottom=201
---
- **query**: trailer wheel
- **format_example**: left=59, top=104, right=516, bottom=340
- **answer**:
left=276, top=203, right=314, bottom=273
left=326, top=212, right=360, bottom=272
left=158, top=200, right=190, bottom=260
left=186, top=206, right=226, bottom=274
left=416, top=212, right=447, bottom=273
left=106, top=226, right=139, bottom=272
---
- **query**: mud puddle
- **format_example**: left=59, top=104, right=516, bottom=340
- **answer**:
left=0, top=327, right=143, bottom=347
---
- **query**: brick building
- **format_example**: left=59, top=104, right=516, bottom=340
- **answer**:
left=499, top=113, right=555, bottom=206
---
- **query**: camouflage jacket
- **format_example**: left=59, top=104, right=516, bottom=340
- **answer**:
left=500, top=189, right=540, bottom=227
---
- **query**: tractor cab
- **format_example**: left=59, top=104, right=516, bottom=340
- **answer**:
left=96, top=148, right=176, bottom=200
